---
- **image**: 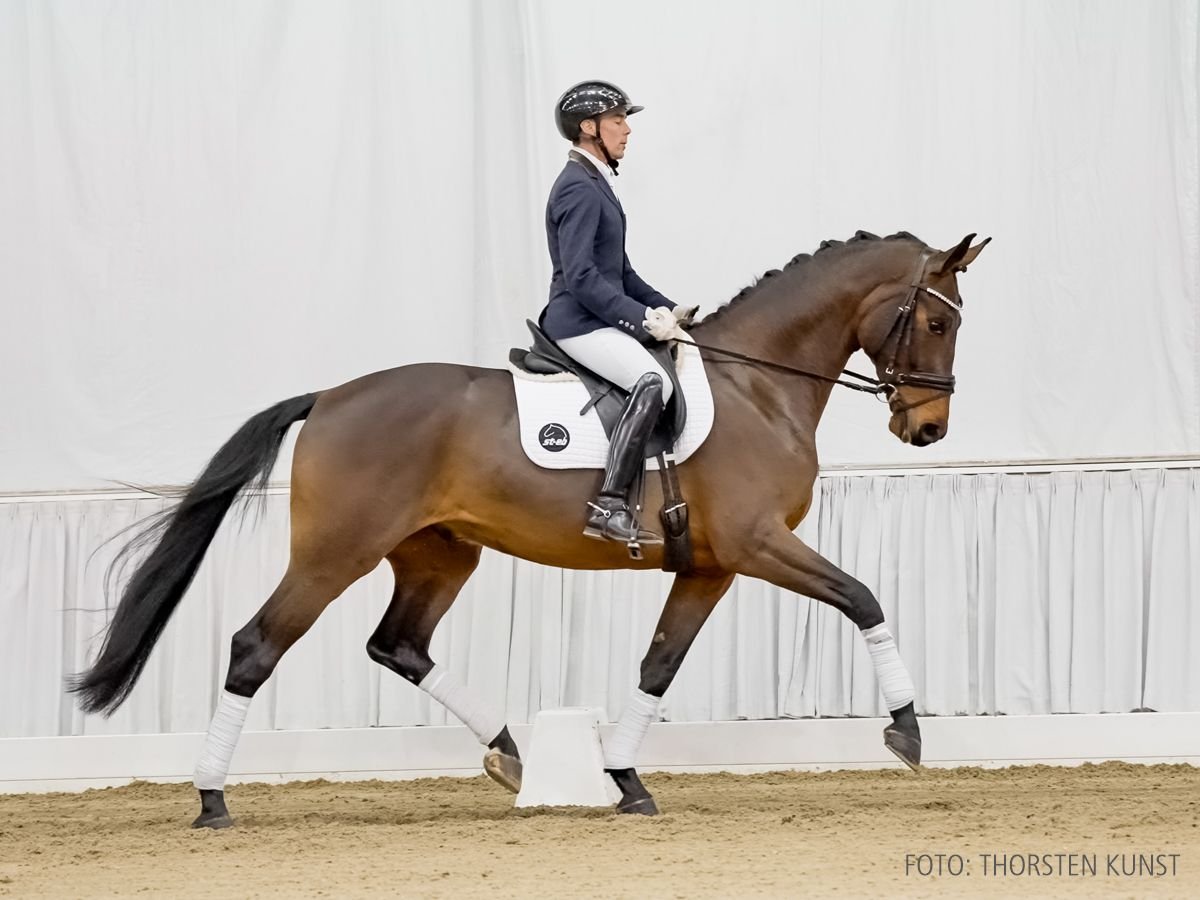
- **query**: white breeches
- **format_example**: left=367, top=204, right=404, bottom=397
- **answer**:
left=557, top=327, right=673, bottom=405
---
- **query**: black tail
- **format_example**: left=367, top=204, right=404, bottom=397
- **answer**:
left=69, top=392, right=320, bottom=715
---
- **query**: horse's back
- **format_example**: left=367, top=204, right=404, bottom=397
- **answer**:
left=306, top=361, right=513, bottom=435
left=292, top=360, right=513, bottom=487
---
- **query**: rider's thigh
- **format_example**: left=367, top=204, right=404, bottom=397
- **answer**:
left=557, top=327, right=673, bottom=404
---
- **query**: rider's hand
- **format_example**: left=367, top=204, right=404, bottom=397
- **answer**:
left=643, top=306, right=677, bottom=341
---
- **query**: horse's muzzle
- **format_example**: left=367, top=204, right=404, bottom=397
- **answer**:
left=889, top=412, right=947, bottom=446
left=911, top=421, right=945, bottom=446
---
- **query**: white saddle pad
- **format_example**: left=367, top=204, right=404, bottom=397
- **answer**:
left=510, top=342, right=715, bottom=470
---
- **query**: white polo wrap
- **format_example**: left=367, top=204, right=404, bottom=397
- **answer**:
left=862, top=623, right=916, bottom=711
left=193, top=690, right=252, bottom=791
left=419, top=664, right=506, bottom=745
left=604, top=688, right=660, bottom=769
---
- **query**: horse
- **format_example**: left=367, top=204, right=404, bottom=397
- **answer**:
left=71, top=229, right=990, bottom=827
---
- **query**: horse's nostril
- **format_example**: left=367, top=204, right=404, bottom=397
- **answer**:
left=919, top=422, right=943, bottom=443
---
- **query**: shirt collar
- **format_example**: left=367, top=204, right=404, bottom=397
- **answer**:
left=572, top=145, right=618, bottom=190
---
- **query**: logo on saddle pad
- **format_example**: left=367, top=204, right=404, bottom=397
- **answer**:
left=538, top=423, right=570, bottom=452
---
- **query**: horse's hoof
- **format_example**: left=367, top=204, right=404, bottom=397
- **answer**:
left=191, top=788, right=234, bottom=829
left=483, top=747, right=523, bottom=794
left=605, top=767, right=658, bottom=815
left=884, top=724, right=922, bottom=771
left=616, top=796, right=659, bottom=816
left=191, top=811, right=234, bottom=829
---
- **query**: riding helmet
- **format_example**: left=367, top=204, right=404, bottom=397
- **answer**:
left=554, top=80, right=644, bottom=141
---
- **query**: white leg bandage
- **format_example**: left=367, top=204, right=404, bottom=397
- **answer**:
left=862, top=624, right=916, bottom=711
left=194, top=690, right=251, bottom=791
left=604, top=689, right=660, bottom=769
left=419, top=664, right=506, bottom=745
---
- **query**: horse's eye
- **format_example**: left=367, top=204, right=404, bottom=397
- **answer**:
left=929, top=320, right=947, bottom=335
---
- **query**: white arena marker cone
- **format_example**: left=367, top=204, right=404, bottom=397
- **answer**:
left=514, top=708, right=622, bottom=808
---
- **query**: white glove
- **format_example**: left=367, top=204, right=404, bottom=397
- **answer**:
left=643, top=306, right=677, bottom=341
left=672, top=304, right=699, bottom=325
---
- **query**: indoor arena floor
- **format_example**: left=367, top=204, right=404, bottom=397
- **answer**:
left=1, top=762, right=1196, bottom=898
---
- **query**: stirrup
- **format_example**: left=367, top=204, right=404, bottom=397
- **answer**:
left=582, top=500, right=631, bottom=542
left=624, top=527, right=664, bottom=560
left=633, top=527, right=663, bottom=546
left=583, top=501, right=663, bottom=550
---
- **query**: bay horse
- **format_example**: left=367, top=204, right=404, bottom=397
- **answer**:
left=72, top=230, right=989, bottom=827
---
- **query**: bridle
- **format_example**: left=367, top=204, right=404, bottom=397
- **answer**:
left=873, top=250, right=963, bottom=412
left=677, top=249, right=963, bottom=412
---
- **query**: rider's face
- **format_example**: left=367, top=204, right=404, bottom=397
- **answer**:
left=591, top=111, right=630, bottom=160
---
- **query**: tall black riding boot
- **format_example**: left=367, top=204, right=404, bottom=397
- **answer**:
left=583, top=373, right=665, bottom=544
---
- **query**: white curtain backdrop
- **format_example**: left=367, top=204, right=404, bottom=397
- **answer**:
left=4, top=467, right=1198, bottom=739
left=1, top=1, right=1198, bottom=493
left=3, top=2, right=1200, bottom=740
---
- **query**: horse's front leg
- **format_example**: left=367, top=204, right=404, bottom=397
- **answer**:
left=730, top=523, right=922, bottom=770
left=605, top=571, right=735, bottom=814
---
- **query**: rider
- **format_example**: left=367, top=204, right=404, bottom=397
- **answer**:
left=541, top=80, right=692, bottom=545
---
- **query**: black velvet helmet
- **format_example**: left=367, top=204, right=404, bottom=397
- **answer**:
left=554, top=80, right=644, bottom=141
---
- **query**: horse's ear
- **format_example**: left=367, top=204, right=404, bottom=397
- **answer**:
left=930, top=234, right=992, bottom=275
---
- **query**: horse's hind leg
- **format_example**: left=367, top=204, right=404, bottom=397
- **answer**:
left=366, top=527, right=522, bottom=793
left=192, top=558, right=373, bottom=829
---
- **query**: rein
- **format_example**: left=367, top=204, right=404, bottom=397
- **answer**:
left=673, top=337, right=893, bottom=397
left=677, top=251, right=964, bottom=413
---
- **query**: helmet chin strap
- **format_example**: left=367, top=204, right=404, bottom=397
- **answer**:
left=582, top=118, right=619, bottom=174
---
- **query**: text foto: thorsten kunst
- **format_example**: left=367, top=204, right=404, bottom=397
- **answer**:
left=905, top=852, right=1181, bottom=878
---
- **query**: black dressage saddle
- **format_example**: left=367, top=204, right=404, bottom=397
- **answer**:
left=508, top=320, right=688, bottom=459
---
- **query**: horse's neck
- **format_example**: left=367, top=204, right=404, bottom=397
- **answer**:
left=692, top=249, right=910, bottom=443
left=697, top=266, right=867, bottom=382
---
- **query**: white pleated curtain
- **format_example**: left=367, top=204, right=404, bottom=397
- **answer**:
left=5, top=468, right=1197, bottom=739
left=790, top=469, right=1200, bottom=718
left=2, top=1, right=1198, bottom=494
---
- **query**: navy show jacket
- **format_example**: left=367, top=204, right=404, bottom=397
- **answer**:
left=540, top=152, right=674, bottom=342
